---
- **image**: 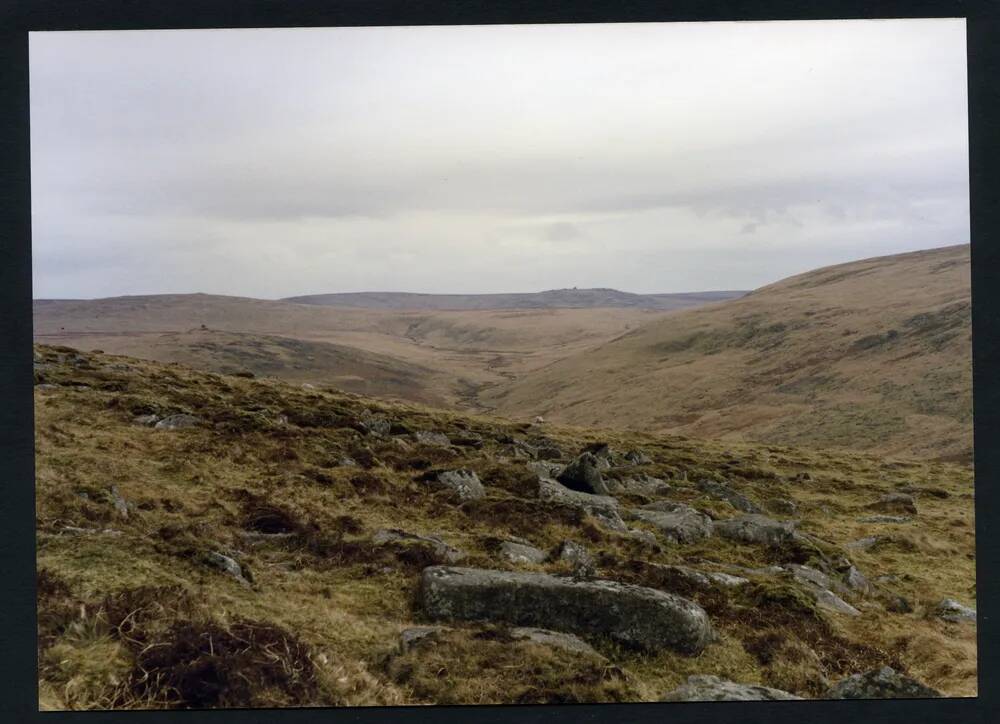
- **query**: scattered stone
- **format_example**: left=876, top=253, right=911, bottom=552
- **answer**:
left=429, top=469, right=485, bottom=501
left=813, top=588, right=861, bottom=617
left=500, top=540, right=547, bottom=565
left=418, top=566, right=714, bottom=654
left=935, top=598, right=976, bottom=623
left=646, top=563, right=749, bottom=590
left=858, top=515, right=911, bottom=524
left=825, top=666, right=941, bottom=699
left=372, top=529, right=466, bottom=564
left=132, top=414, right=159, bottom=426
left=697, top=479, right=762, bottom=514
left=662, top=675, right=801, bottom=701
left=154, top=414, right=200, bottom=430
left=845, top=566, right=870, bottom=594
left=526, top=460, right=564, bottom=479
left=203, top=551, right=251, bottom=586
left=625, top=528, right=661, bottom=549
left=337, top=456, right=358, bottom=467
left=510, top=627, right=601, bottom=657
left=412, top=430, right=451, bottom=446
left=107, top=486, right=129, bottom=519
left=784, top=564, right=833, bottom=591
left=868, top=493, right=918, bottom=516
left=537, top=478, right=627, bottom=532
left=556, top=452, right=610, bottom=495
left=533, top=416, right=545, bottom=424
left=630, top=506, right=713, bottom=544
left=301, top=383, right=316, bottom=390
left=360, top=412, right=392, bottom=436
left=764, top=497, right=798, bottom=516
left=552, top=540, right=595, bottom=575
left=399, top=625, right=449, bottom=653
left=846, top=535, right=884, bottom=551
left=715, top=514, right=797, bottom=547
left=608, top=474, right=671, bottom=496
left=622, top=449, right=652, bottom=466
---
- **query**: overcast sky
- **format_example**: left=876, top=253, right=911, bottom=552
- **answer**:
left=30, top=20, right=969, bottom=299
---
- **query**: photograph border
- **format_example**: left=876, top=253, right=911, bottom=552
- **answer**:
left=2, top=1, right=997, bottom=722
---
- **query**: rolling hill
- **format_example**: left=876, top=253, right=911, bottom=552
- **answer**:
left=485, top=245, right=972, bottom=462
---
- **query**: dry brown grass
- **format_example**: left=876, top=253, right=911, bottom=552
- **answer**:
left=34, top=344, right=977, bottom=708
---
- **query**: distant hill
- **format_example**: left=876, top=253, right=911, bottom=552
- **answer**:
left=281, top=288, right=747, bottom=311
left=485, top=245, right=972, bottom=462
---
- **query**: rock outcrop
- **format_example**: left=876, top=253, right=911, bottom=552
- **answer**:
left=418, top=566, right=713, bottom=654
left=662, top=675, right=801, bottom=701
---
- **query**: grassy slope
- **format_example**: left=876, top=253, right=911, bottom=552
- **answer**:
left=486, top=245, right=972, bottom=462
left=35, top=346, right=975, bottom=709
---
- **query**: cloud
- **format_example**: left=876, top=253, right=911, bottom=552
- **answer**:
left=29, top=20, right=969, bottom=298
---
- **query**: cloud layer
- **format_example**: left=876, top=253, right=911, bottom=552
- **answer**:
left=30, top=20, right=969, bottom=298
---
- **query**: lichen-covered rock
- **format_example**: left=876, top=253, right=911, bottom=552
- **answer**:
left=556, top=452, right=610, bottom=495
left=418, top=566, right=713, bottom=654
left=154, top=414, right=200, bottom=430
left=537, top=478, right=627, bottom=532
left=552, top=540, right=595, bottom=575
left=203, top=550, right=251, bottom=586
left=716, top=514, right=797, bottom=547
left=813, top=588, right=861, bottom=616
left=631, top=505, right=713, bottom=544
left=825, top=667, right=941, bottom=699
left=607, top=474, right=671, bottom=496
left=499, top=540, right=547, bottom=565
left=398, top=625, right=449, bottom=653
left=509, top=627, right=602, bottom=657
left=935, top=598, right=976, bottom=623
left=429, top=469, right=485, bottom=501
left=526, top=460, right=564, bottom=479
left=413, top=430, right=451, bottom=447
left=662, top=675, right=801, bottom=701
left=697, top=479, right=762, bottom=514
left=645, top=563, right=749, bottom=590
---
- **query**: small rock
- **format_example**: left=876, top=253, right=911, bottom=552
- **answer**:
left=430, top=469, right=485, bottom=501
left=510, top=627, right=601, bottom=657
left=500, top=540, right=547, bottom=565
left=399, top=625, right=448, bottom=653
left=845, top=566, right=870, bottom=594
left=662, top=675, right=801, bottom=701
left=697, top=479, right=762, bottom=514
left=35, top=384, right=59, bottom=391
left=107, top=486, right=129, bottom=519
left=361, top=412, right=392, bottom=436
left=814, top=588, right=861, bottom=616
left=857, top=515, right=911, bottom=524
left=623, top=449, right=652, bottom=466
left=537, top=478, right=627, bottom=532
left=301, top=383, right=316, bottom=390
left=626, top=528, right=662, bottom=549
left=154, top=414, right=200, bottom=430
left=556, top=453, right=610, bottom=495
left=935, top=598, right=976, bottom=623
left=552, top=540, right=595, bottom=575
left=846, top=535, right=884, bottom=551
left=203, top=551, right=250, bottom=586
left=338, top=456, right=358, bottom=467
left=825, top=666, right=941, bottom=699
left=715, top=514, right=797, bottom=547
left=868, top=493, right=918, bottom=516
left=631, top=506, right=713, bottom=544
left=413, top=430, right=451, bottom=446
left=527, top=460, right=564, bottom=479
left=608, top=474, right=671, bottom=496
left=132, top=414, right=160, bottom=426
left=533, top=416, right=545, bottom=424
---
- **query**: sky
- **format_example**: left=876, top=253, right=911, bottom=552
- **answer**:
left=30, top=19, right=969, bottom=299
